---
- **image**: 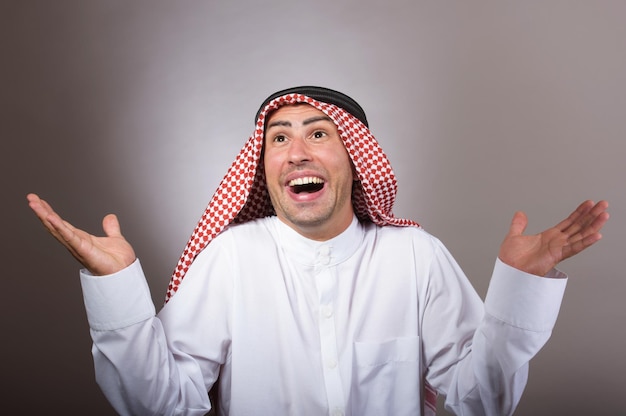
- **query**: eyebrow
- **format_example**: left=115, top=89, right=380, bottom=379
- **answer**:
left=266, top=115, right=334, bottom=129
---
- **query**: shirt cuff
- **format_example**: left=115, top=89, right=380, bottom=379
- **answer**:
left=80, top=259, right=155, bottom=331
left=484, top=258, right=568, bottom=332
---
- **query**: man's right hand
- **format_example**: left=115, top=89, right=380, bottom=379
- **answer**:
left=27, top=193, right=136, bottom=276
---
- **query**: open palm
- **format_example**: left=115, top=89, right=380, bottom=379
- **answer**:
left=499, top=200, right=609, bottom=276
left=27, top=193, right=136, bottom=276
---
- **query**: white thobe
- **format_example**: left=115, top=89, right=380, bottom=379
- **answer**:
left=80, top=215, right=567, bottom=415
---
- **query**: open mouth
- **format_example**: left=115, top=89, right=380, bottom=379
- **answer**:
left=289, top=177, right=325, bottom=194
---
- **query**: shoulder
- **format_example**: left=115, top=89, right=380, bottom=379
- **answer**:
left=361, top=223, right=455, bottom=270
left=366, top=223, right=443, bottom=251
left=214, top=216, right=280, bottom=246
left=187, top=217, right=281, bottom=273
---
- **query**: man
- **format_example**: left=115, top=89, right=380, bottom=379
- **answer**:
left=28, top=86, right=609, bottom=416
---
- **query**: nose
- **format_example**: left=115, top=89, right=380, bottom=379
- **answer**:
left=287, top=137, right=312, bottom=165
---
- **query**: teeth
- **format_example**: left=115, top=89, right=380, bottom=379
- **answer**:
left=288, top=177, right=324, bottom=187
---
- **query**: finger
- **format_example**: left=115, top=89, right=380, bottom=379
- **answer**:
left=27, top=194, right=52, bottom=224
left=41, top=208, right=96, bottom=258
left=28, top=195, right=67, bottom=240
left=554, top=200, right=594, bottom=234
left=508, top=211, right=528, bottom=237
left=578, top=210, right=610, bottom=240
left=589, top=200, right=610, bottom=219
left=562, top=230, right=603, bottom=260
left=560, top=204, right=609, bottom=259
left=102, top=214, right=123, bottom=238
left=48, top=215, right=85, bottom=251
left=563, top=201, right=610, bottom=243
left=26, top=193, right=41, bottom=208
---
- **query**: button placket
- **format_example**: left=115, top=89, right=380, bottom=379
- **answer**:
left=317, top=245, right=331, bottom=266
left=315, top=245, right=345, bottom=415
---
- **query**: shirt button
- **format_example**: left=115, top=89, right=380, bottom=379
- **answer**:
left=332, top=408, right=344, bottom=416
left=318, top=255, right=330, bottom=265
left=321, top=305, right=333, bottom=318
left=326, top=359, right=337, bottom=369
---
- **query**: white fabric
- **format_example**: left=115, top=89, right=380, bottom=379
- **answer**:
left=81, top=215, right=567, bottom=416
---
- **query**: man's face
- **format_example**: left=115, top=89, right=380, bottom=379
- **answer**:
left=263, top=104, right=355, bottom=241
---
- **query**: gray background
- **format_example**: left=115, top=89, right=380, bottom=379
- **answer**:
left=3, top=1, right=624, bottom=414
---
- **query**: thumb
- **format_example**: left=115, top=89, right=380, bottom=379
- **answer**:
left=102, top=214, right=123, bottom=238
left=508, top=211, right=528, bottom=237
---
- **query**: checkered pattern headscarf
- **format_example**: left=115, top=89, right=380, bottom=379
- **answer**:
left=165, top=86, right=420, bottom=302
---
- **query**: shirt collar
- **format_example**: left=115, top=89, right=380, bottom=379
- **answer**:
left=275, top=215, right=364, bottom=267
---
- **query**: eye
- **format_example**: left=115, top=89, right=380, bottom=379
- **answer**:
left=312, top=130, right=327, bottom=139
left=273, top=134, right=287, bottom=143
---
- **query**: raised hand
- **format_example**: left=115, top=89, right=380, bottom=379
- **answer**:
left=498, top=200, right=609, bottom=276
left=27, top=193, right=136, bottom=276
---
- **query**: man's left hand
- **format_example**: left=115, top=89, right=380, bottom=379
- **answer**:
left=498, top=200, right=609, bottom=276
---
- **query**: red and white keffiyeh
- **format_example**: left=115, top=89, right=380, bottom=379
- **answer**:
left=165, top=90, right=420, bottom=302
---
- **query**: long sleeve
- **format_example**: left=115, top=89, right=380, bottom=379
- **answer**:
left=80, top=260, right=216, bottom=416
left=421, top=240, right=567, bottom=415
